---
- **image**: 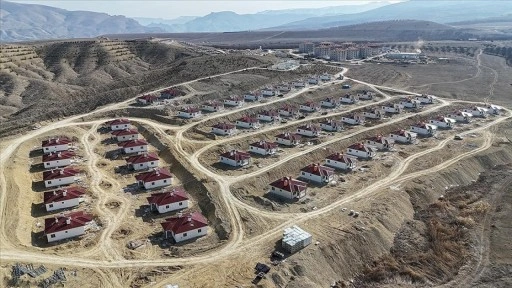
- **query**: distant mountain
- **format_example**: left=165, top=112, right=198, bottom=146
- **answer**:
left=133, top=16, right=198, bottom=26
left=0, top=1, right=163, bottom=42
left=271, top=1, right=512, bottom=30
left=256, top=2, right=392, bottom=16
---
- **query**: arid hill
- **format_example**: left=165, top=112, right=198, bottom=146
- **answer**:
left=0, top=39, right=270, bottom=136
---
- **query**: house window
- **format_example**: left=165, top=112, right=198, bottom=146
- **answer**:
left=65, top=231, right=68, bottom=233
left=61, top=202, right=64, bottom=204
left=271, top=187, right=275, bottom=190
left=166, top=205, right=169, bottom=209
left=198, top=229, right=202, bottom=233
left=349, top=149, right=353, bottom=152
left=183, top=233, right=187, bottom=237
left=139, top=164, right=143, bottom=167
left=49, top=204, right=53, bottom=208
left=179, top=202, right=182, bottom=206
left=48, top=181, right=52, bottom=184
left=327, top=160, right=331, bottom=163
left=150, top=162, right=154, bottom=165
left=163, top=180, right=167, bottom=183
left=301, top=172, right=305, bottom=175
left=51, top=234, right=55, bottom=238
left=151, top=182, right=155, bottom=185
left=130, top=148, right=134, bottom=151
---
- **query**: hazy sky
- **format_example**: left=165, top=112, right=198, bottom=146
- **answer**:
left=8, top=1, right=393, bottom=18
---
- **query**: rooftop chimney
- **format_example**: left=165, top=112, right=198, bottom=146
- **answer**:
left=62, top=189, right=67, bottom=197
left=66, top=217, right=71, bottom=225
left=187, top=215, right=192, bottom=222
left=59, top=169, right=64, bottom=175
left=177, top=212, right=183, bottom=218
left=54, top=216, right=59, bottom=224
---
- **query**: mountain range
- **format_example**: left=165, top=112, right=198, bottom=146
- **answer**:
left=1, top=0, right=512, bottom=42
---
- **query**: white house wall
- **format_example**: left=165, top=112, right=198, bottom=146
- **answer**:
left=155, top=200, right=189, bottom=214
left=44, top=158, right=72, bottom=169
left=45, top=176, right=76, bottom=188
left=111, top=124, right=130, bottom=131
left=43, top=144, right=69, bottom=154
left=131, top=160, right=159, bottom=171
left=46, top=226, right=86, bottom=242
left=45, top=198, right=81, bottom=212
left=123, top=145, right=148, bottom=154
left=142, top=178, right=172, bottom=190
left=171, top=227, right=208, bottom=243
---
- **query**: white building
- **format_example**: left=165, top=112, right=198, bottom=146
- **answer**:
left=244, top=92, right=263, bottom=102
left=269, top=177, right=307, bottom=200
left=249, top=140, right=278, bottom=156
left=212, top=123, right=236, bottom=136
left=42, top=137, right=72, bottom=154
left=275, top=133, right=301, bottom=146
left=292, top=80, right=306, bottom=88
left=44, top=211, right=93, bottom=243
left=340, top=94, right=358, bottom=104
left=235, top=116, right=260, bottom=129
left=107, top=119, right=131, bottom=131
left=300, top=101, right=319, bottom=113
left=126, top=152, right=159, bottom=171
left=178, top=107, right=202, bottom=119
left=201, top=101, right=224, bottom=112
left=43, top=168, right=80, bottom=188
left=410, top=122, right=438, bottom=136
left=279, top=105, right=298, bottom=117
left=389, top=130, right=417, bottom=144
left=325, top=153, right=357, bottom=170
left=299, top=163, right=335, bottom=184
left=346, top=143, right=376, bottom=159
left=416, top=94, right=435, bottom=104
left=224, top=96, right=244, bottom=107
left=296, top=124, right=320, bottom=137
left=219, top=150, right=251, bottom=167
left=137, top=94, right=159, bottom=105
left=447, top=111, right=472, bottom=123
left=320, top=119, right=343, bottom=132
left=161, top=212, right=208, bottom=243
left=147, top=188, right=189, bottom=214
left=358, top=91, right=374, bottom=100
left=320, top=74, right=331, bottom=81
left=257, top=110, right=280, bottom=122
left=321, top=97, right=339, bottom=108
left=42, top=151, right=75, bottom=169
left=362, top=108, right=384, bottom=119
left=118, top=139, right=149, bottom=154
left=400, top=98, right=421, bottom=109
left=261, top=88, right=276, bottom=97
left=136, top=168, right=173, bottom=190
left=308, top=77, right=319, bottom=85
left=463, top=106, right=488, bottom=118
left=111, top=128, right=139, bottom=142
left=44, top=186, right=85, bottom=212
left=365, top=135, right=394, bottom=150
left=282, top=225, right=312, bottom=253
left=429, top=116, right=456, bottom=129
left=487, top=104, right=503, bottom=115
left=277, top=84, right=291, bottom=92
left=382, top=103, right=403, bottom=114
left=341, top=114, right=365, bottom=125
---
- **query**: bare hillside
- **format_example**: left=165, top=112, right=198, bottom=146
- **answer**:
left=0, top=40, right=270, bottom=135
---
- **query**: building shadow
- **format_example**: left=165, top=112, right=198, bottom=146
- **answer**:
left=211, top=162, right=250, bottom=171
left=29, top=149, right=44, bottom=158
left=96, top=126, right=110, bottom=135
left=105, top=149, right=122, bottom=160
left=31, top=203, right=48, bottom=218
left=101, top=137, right=116, bottom=145
left=31, top=181, right=49, bottom=192
left=29, top=163, right=47, bottom=173
left=114, top=165, right=138, bottom=175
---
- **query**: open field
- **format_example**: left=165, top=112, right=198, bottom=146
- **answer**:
left=1, top=40, right=512, bottom=287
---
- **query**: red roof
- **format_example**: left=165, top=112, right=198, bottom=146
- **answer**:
left=213, top=123, right=235, bottom=130
left=147, top=188, right=189, bottom=206
left=323, top=97, right=337, bottom=103
left=42, top=151, right=75, bottom=163
left=258, top=110, right=279, bottom=116
left=161, top=212, right=208, bottom=234
left=298, top=124, right=320, bottom=132
left=118, top=139, right=148, bottom=148
left=279, top=105, right=297, bottom=112
left=269, top=177, right=307, bottom=193
left=135, top=168, right=173, bottom=183
left=111, top=128, right=138, bottom=136
left=43, top=167, right=80, bottom=181
left=180, top=107, right=200, bottom=113
left=238, top=116, right=259, bottom=123
left=161, top=88, right=181, bottom=96
left=302, top=101, right=318, bottom=108
left=138, top=94, right=158, bottom=101
left=367, top=135, right=386, bottom=142
left=220, top=150, right=251, bottom=161
left=226, top=95, right=243, bottom=101
left=276, top=133, right=301, bottom=141
left=44, top=186, right=86, bottom=204
left=413, top=122, right=429, bottom=128
left=326, top=153, right=357, bottom=164
left=320, top=119, right=341, bottom=126
left=107, top=118, right=130, bottom=126
left=44, top=211, right=93, bottom=234
left=250, top=140, right=278, bottom=150
left=42, top=137, right=71, bottom=147
left=300, top=164, right=335, bottom=176
left=203, top=101, right=223, bottom=107
left=348, top=143, right=372, bottom=152
left=126, top=152, right=159, bottom=164
left=341, top=94, right=355, bottom=99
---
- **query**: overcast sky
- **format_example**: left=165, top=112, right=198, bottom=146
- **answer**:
left=8, top=1, right=393, bottom=18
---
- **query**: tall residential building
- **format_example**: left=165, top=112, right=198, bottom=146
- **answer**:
left=314, top=45, right=331, bottom=58
left=299, top=42, right=315, bottom=54
left=330, top=48, right=347, bottom=61
left=346, top=48, right=360, bottom=60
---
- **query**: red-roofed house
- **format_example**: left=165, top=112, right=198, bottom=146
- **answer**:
left=347, top=143, right=376, bottom=159
left=147, top=188, right=189, bottom=214
left=416, top=94, right=435, bottom=104
left=277, top=84, right=291, bottom=92
left=118, top=139, right=149, bottom=154
left=358, top=90, right=375, bottom=100
left=325, top=153, right=357, bottom=170
left=341, top=113, right=365, bottom=125
left=42, top=137, right=72, bottom=154
left=389, top=130, right=417, bottom=144
left=410, top=122, right=437, bottom=136
left=297, top=124, right=320, bottom=137
left=249, top=140, right=278, bottom=156
left=447, top=111, right=472, bottom=123
left=382, top=103, right=403, bottom=114
left=137, top=94, right=159, bottom=105
left=365, top=135, right=394, bottom=150
left=42, top=151, right=75, bottom=169
left=44, top=186, right=86, bottom=212
left=224, top=96, right=244, bottom=107
left=112, top=128, right=139, bottom=142
left=321, top=97, right=339, bottom=108
left=161, top=212, right=208, bottom=242
left=201, top=101, right=224, bottom=113
left=107, top=119, right=130, bottom=131
left=136, top=168, right=173, bottom=190
left=43, top=168, right=80, bottom=188
left=261, top=87, right=276, bottom=97
left=219, top=150, right=251, bottom=167
left=244, top=91, right=263, bottom=102
left=275, top=132, right=301, bottom=146
left=429, top=116, right=456, bottom=129
left=126, top=152, right=159, bottom=171
left=320, top=119, right=344, bottom=132
left=400, top=97, right=421, bottom=109
left=236, top=116, right=260, bottom=129
left=212, top=123, right=236, bottom=136
left=257, top=110, right=280, bottom=122
left=362, top=108, right=384, bottom=119
left=160, top=88, right=181, bottom=99
left=178, top=107, right=202, bottom=119
left=279, top=105, right=298, bottom=117
left=44, top=211, right=93, bottom=242
left=340, top=93, right=359, bottom=104
left=269, top=177, right=307, bottom=200
left=299, top=101, right=320, bottom=113
left=299, top=163, right=335, bottom=184
left=463, top=106, right=488, bottom=118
